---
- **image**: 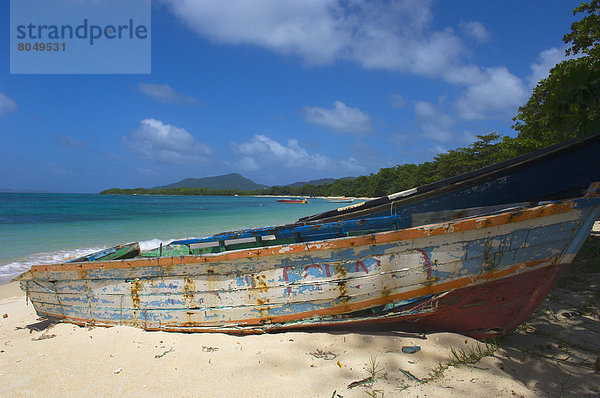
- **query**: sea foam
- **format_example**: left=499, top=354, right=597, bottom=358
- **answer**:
left=0, top=238, right=175, bottom=282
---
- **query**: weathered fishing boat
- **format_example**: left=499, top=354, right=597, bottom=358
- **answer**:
left=69, top=242, right=140, bottom=262
left=300, top=134, right=600, bottom=225
left=16, top=183, right=600, bottom=339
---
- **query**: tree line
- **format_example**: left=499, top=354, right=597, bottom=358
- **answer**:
left=102, top=2, right=600, bottom=198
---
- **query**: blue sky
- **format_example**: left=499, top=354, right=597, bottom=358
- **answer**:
left=0, top=0, right=582, bottom=193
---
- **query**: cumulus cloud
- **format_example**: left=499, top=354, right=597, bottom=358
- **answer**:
left=161, top=1, right=531, bottom=125
left=301, top=101, right=374, bottom=136
left=455, top=67, right=528, bottom=121
left=161, top=0, right=476, bottom=80
left=414, top=101, right=455, bottom=142
left=528, top=47, right=572, bottom=87
left=0, top=92, right=17, bottom=115
left=460, top=21, right=490, bottom=43
left=231, top=134, right=363, bottom=172
left=232, top=134, right=329, bottom=168
left=123, top=119, right=213, bottom=164
left=53, top=134, right=85, bottom=150
left=136, top=83, right=199, bottom=104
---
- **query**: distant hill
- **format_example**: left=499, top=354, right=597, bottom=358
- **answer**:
left=286, top=177, right=355, bottom=188
left=152, top=173, right=268, bottom=191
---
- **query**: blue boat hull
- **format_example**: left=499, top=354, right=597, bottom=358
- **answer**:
left=300, top=134, right=600, bottom=227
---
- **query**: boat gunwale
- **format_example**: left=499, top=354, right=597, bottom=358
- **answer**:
left=299, top=134, right=600, bottom=222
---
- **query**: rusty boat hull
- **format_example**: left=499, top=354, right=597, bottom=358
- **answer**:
left=16, top=184, right=600, bottom=339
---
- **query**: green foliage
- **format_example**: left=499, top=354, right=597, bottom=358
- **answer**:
left=513, top=57, right=600, bottom=143
left=514, top=1, right=600, bottom=144
left=433, top=133, right=506, bottom=179
left=100, top=187, right=253, bottom=196
left=426, top=340, right=501, bottom=382
left=564, top=0, right=600, bottom=59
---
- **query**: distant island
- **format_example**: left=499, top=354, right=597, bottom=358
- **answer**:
left=100, top=173, right=355, bottom=197
left=150, top=173, right=269, bottom=191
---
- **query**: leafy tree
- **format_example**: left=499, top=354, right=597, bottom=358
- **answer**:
left=514, top=1, right=600, bottom=143
left=564, top=0, right=600, bottom=58
left=513, top=57, right=600, bottom=143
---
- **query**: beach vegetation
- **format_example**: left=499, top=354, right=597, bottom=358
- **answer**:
left=425, top=339, right=501, bottom=382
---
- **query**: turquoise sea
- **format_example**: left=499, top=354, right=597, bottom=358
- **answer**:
left=0, top=193, right=350, bottom=281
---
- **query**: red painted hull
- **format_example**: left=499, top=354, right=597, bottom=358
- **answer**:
left=276, top=199, right=307, bottom=203
left=397, top=263, right=568, bottom=339
left=277, top=264, right=569, bottom=339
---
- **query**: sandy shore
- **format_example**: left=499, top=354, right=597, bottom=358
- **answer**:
left=2, top=236, right=599, bottom=397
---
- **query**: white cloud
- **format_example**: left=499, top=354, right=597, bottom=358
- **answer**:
left=301, top=101, right=374, bottom=136
left=528, top=47, right=571, bottom=87
left=414, top=101, right=455, bottom=142
left=430, top=144, right=447, bottom=155
left=161, top=0, right=476, bottom=81
left=231, top=134, right=363, bottom=172
left=136, top=83, right=199, bottom=104
left=455, top=67, right=528, bottom=121
left=338, top=156, right=364, bottom=173
left=0, top=92, right=17, bottom=115
left=123, top=119, right=213, bottom=164
left=442, top=64, right=487, bottom=86
left=232, top=134, right=329, bottom=168
left=460, top=21, right=490, bottom=43
left=162, top=0, right=346, bottom=65
left=161, top=0, right=532, bottom=127
left=237, top=156, right=260, bottom=171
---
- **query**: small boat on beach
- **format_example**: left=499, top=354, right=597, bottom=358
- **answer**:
left=15, top=183, right=600, bottom=339
left=299, top=134, right=600, bottom=225
left=276, top=198, right=308, bottom=204
left=69, top=242, right=141, bottom=262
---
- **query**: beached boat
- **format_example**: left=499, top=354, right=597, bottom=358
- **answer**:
left=15, top=183, right=600, bottom=339
left=276, top=198, right=308, bottom=204
left=300, top=134, right=600, bottom=225
left=69, top=242, right=140, bottom=262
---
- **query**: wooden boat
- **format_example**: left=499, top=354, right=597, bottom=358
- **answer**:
left=299, top=134, right=600, bottom=225
left=276, top=198, right=308, bottom=204
left=15, top=183, right=600, bottom=339
left=69, top=242, right=140, bottom=262
left=323, top=198, right=353, bottom=203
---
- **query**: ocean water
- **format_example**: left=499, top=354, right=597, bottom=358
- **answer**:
left=0, top=193, right=349, bottom=281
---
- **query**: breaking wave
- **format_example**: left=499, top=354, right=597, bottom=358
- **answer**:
left=0, top=238, right=175, bottom=283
